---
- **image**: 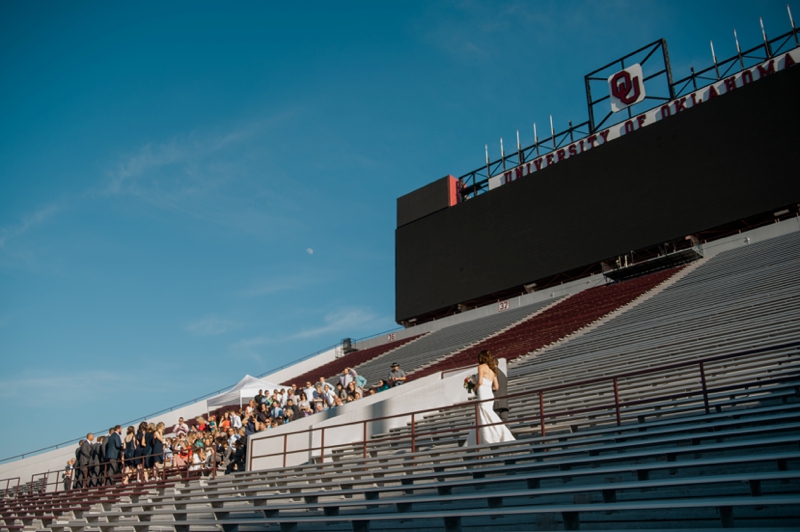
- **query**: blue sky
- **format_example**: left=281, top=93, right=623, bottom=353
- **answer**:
left=0, top=0, right=794, bottom=459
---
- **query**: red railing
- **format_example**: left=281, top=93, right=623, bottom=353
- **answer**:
left=0, top=476, right=20, bottom=497
left=248, top=340, right=800, bottom=469
left=3, top=448, right=217, bottom=498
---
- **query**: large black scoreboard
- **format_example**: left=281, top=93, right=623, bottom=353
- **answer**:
left=396, top=55, right=800, bottom=323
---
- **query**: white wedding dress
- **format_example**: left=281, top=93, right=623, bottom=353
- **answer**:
left=464, top=379, right=515, bottom=446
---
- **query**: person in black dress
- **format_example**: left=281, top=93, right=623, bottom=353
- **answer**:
left=123, top=426, right=136, bottom=484
left=134, top=422, right=148, bottom=481
left=144, top=424, right=155, bottom=477
left=151, top=422, right=165, bottom=478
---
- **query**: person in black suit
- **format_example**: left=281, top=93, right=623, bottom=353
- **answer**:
left=76, top=434, right=94, bottom=489
left=493, top=357, right=510, bottom=423
left=90, top=436, right=103, bottom=487
left=226, top=439, right=246, bottom=474
left=105, top=426, right=123, bottom=485
left=73, top=441, right=86, bottom=489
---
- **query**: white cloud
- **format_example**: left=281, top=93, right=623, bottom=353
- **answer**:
left=230, top=335, right=272, bottom=349
left=94, top=122, right=303, bottom=241
left=104, top=140, right=189, bottom=196
left=224, top=307, right=389, bottom=358
left=225, top=335, right=272, bottom=363
left=420, top=1, right=661, bottom=65
left=290, top=307, right=384, bottom=339
left=0, top=370, right=127, bottom=406
left=0, top=204, right=61, bottom=249
left=185, top=316, right=242, bottom=336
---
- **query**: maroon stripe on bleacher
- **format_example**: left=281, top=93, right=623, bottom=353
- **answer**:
left=408, top=268, right=682, bottom=381
left=285, top=334, right=425, bottom=386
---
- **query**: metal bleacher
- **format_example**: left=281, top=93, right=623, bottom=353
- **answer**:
left=348, top=300, right=556, bottom=386
left=373, top=231, right=800, bottom=452
left=509, top=230, right=800, bottom=390
left=4, top=231, right=800, bottom=531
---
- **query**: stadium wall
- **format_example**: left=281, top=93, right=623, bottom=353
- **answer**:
left=248, top=367, right=473, bottom=471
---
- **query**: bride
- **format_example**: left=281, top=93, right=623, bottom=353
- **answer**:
left=464, top=350, right=515, bottom=446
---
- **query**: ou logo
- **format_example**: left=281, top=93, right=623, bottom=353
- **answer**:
left=608, top=64, right=646, bottom=112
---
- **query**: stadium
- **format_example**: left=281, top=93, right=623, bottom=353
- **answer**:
left=2, top=6, right=800, bottom=532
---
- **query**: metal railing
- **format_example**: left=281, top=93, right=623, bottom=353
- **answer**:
left=458, top=20, right=800, bottom=200
left=1, top=448, right=217, bottom=499
left=248, top=340, right=799, bottom=470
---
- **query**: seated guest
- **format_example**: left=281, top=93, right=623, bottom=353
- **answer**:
left=244, top=413, right=258, bottom=437
left=217, top=438, right=231, bottom=466
left=163, top=437, right=174, bottom=464
left=376, top=379, right=390, bottom=392
left=256, top=403, right=270, bottom=424
left=318, top=377, right=335, bottom=393
left=195, top=416, right=209, bottom=432
left=225, top=440, right=246, bottom=474
left=173, top=417, right=189, bottom=437
left=312, top=385, right=326, bottom=407
left=285, top=398, right=300, bottom=419
left=335, top=383, right=348, bottom=400
left=346, top=380, right=359, bottom=399
left=388, top=362, right=406, bottom=387
left=226, top=427, right=239, bottom=448
left=298, top=392, right=311, bottom=412
left=230, top=410, right=242, bottom=429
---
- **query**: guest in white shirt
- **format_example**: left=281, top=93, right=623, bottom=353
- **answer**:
left=173, top=417, right=189, bottom=437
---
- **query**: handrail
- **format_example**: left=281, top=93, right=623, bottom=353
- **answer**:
left=458, top=28, right=800, bottom=199
left=0, top=476, right=20, bottom=497
left=248, top=339, right=800, bottom=468
left=3, top=448, right=217, bottom=498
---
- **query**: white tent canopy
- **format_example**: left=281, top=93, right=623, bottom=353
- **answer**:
left=206, top=375, right=285, bottom=409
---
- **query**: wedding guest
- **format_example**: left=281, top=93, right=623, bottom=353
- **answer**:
left=63, top=459, right=74, bottom=491
left=388, top=362, right=406, bottom=387
left=173, top=417, right=189, bottom=437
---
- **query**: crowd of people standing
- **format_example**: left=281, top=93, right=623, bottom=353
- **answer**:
left=67, top=363, right=407, bottom=487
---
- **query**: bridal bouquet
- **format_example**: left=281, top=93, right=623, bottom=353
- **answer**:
left=463, top=374, right=477, bottom=394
